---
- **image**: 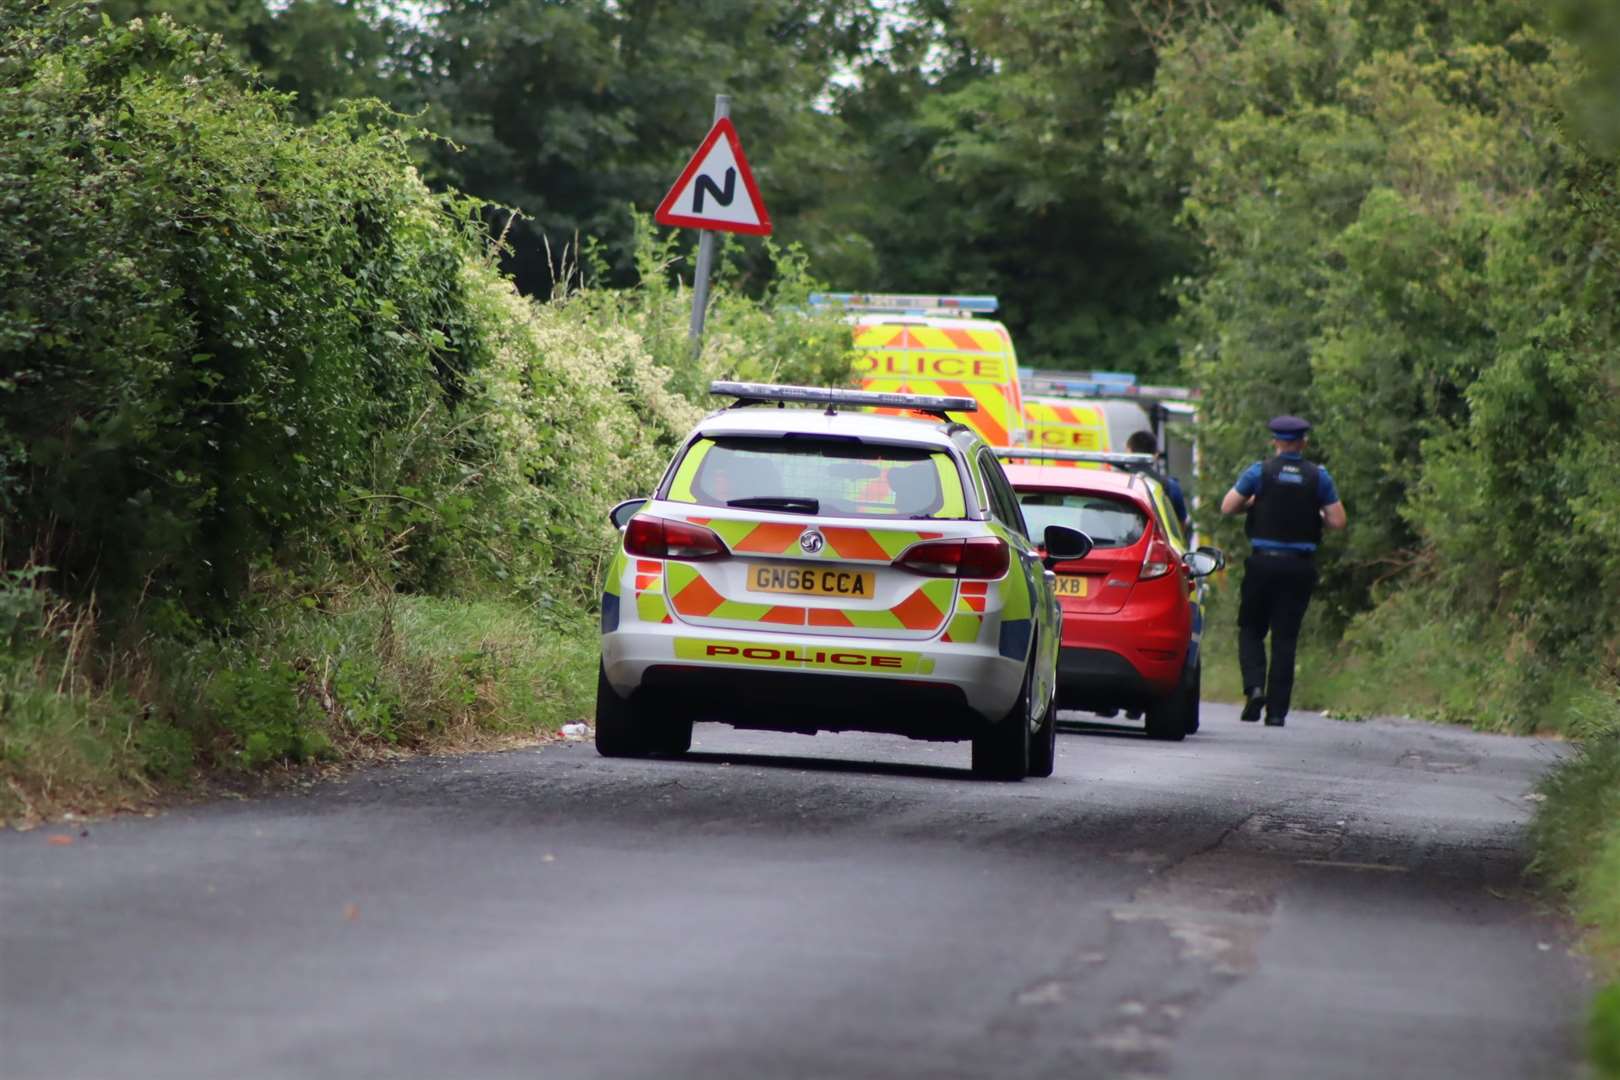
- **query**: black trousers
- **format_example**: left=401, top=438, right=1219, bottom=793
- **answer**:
left=1237, top=552, right=1319, bottom=719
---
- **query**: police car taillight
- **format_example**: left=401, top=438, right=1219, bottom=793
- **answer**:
left=1140, top=537, right=1175, bottom=580
left=624, top=517, right=727, bottom=561
left=894, top=537, right=1009, bottom=580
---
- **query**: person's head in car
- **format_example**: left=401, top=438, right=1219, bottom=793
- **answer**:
left=886, top=461, right=938, bottom=516
left=701, top=449, right=782, bottom=503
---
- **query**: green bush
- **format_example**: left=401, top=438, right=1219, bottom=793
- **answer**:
left=1594, top=983, right=1620, bottom=1080
left=134, top=721, right=196, bottom=784
left=1531, top=731, right=1620, bottom=1080
left=0, top=5, right=854, bottom=820
left=205, top=661, right=331, bottom=769
left=0, top=10, right=496, bottom=615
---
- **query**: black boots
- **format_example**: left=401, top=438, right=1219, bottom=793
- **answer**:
left=1241, top=690, right=1265, bottom=723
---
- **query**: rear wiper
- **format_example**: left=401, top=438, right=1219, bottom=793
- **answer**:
left=726, top=496, right=820, bottom=515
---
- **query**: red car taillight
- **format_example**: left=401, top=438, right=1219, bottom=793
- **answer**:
left=623, top=517, right=727, bottom=561
left=894, top=537, right=1009, bottom=579
left=1139, top=536, right=1175, bottom=580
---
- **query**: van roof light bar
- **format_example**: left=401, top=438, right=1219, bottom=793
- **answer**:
left=995, top=448, right=1157, bottom=470
left=808, top=292, right=998, bottom=317
left=1025, top=370, right=1202, bottom=402
left=711, top=381, right=978, bottom=420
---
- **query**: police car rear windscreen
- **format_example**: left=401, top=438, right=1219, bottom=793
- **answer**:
left=669, top=437, right=967, bottom=520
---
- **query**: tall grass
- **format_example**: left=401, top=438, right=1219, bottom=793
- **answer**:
left=0, top=577, right=597, bottom=824
left=1530, top=714, right=1620, bottom=1080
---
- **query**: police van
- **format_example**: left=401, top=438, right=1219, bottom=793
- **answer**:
left=809, top=293, right=1026, bottom=448
left=597, top=382, right=1092, bottom=780
left=1021, top=371, right=1199, bottom=487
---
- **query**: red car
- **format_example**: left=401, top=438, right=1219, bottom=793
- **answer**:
left=1001, top=460, right=1223, bottom=740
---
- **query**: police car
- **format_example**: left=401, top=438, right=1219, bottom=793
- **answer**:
left=597, top=382, right=1092, bottom=780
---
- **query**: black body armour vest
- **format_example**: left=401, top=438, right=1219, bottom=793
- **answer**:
left=1245, top=456, right=1324, bottom=545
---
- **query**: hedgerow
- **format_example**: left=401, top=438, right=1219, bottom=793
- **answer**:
left=0, top=6, right=853, bottom=815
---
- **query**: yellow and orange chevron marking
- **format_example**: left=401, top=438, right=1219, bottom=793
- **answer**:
left=685, top=518, right=945, bottom=561
left=633, top=559, right=673, bottom=624
left=850, top=321, right=1023, bottom=448
left=662, top=562, right=956, bottom=633
left=1016, top=397, right=1110, bottom=467
left=942, top=580, right=990, bottom=644
left=852, top=324, right=1011, bottom=355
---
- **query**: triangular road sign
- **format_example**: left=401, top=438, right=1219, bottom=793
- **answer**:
left=655, top=117, right=772, bottom=236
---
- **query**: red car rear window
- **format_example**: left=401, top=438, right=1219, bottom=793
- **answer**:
left=1017, top=491, right=1147, bottom=549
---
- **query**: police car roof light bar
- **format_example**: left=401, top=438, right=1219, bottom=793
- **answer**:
left=994, top=448, right=1157, bottom=469
left=711, top=381, right=979, bottom=420
left=808, top=293, right=998, bottom=317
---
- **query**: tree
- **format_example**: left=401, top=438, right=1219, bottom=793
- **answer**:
left=419, top=0, right=877, bottom=296
left=92, top=0, right=428, bottom=119
left=827, top=0, right=1196, bottom=374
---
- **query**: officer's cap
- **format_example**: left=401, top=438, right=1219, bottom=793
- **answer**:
left=1268, top=415, right=1311, bottom=439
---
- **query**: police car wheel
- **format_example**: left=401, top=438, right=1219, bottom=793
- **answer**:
left=656, top=716, right=694, bottom=756
left=594, top=662, right=655, bottom=758
left=1027, top=670, right=1057, bottom=778
left=973, top=659, right=1033, bottom=782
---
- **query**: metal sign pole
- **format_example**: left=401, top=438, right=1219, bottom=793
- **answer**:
left=688, top=94, right=731, bottom=357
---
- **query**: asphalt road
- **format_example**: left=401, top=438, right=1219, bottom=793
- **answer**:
left=1, top=704, right=1588, bottom=1080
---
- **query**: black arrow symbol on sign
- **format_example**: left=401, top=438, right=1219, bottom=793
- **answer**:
left=693, top=167, right=737, bottom=213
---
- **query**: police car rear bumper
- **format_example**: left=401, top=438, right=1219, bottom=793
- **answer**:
left=602, top=623, right=1024, bottom=729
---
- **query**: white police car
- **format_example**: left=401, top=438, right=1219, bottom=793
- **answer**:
left=595, top=382, right=1092, bottom=780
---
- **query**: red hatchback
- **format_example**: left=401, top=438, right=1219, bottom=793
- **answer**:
left=1001, top=462, right=1223, bottom=740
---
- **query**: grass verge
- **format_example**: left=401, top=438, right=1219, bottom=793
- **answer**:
left=1198, top=578, right=1604, bottom=733
left=0, top=590, right=597, bottom=826
left=1530, top=732, right=1620, bottom=1080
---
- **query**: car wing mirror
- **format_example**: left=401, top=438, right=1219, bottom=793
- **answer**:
left=1182, top=545, right=1225, bottom=578
left=1042, top=524, right=1093, bottom=568
left=609, top=498, right=649, bottom=530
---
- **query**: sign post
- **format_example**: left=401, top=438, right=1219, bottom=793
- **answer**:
left=654, top=95, right=772, bottom=357
left=686, top=96, right=728, bottom=352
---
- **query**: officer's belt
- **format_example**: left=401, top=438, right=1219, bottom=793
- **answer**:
left=1252, top=547, right=1314, bottom=558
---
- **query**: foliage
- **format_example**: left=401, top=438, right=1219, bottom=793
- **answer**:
left=1530, top=721, right=1620, bottom=1079
left=0, top=575, right=603, bottom=822
left=416, top=0, right=876, bottom=296
left=0, top=6, right=856, bottom=820
left=0, top=9, right=489, bottom=614
left=1596, top=983, right=1620, bottom=1080
left=81, top=0, right=1206, bottom=374
left=0, top=8, right=852, bottom=622
left=1105, top=1, right=1618, bottom=741
left=89, top=0, right=431, bottom=120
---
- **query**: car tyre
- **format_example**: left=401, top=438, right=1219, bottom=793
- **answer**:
left=974, top=659, right=1033, bottom=781
left=1144, top=672, right=1190, bottom=742
left=1182, top=663, right=1202, bottom=735
left=656, top=714, right=694, bottom=756
left=1027, top=666, right=1057, bottom=777
left=595, top=662, right=654, bottom=757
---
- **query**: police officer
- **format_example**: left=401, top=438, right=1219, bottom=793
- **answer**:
left=1219, top=416, right=1347, bottom=727
left=1125, top=430, right=1190, bottom=536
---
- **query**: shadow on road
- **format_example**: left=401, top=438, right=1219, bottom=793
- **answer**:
left=676, top=749, right=977, bottom=783
left=1057, top=717, right=1152, bottom=739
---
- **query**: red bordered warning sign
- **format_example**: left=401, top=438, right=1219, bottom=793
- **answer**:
left=654, top=117, right=772, bottom=236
